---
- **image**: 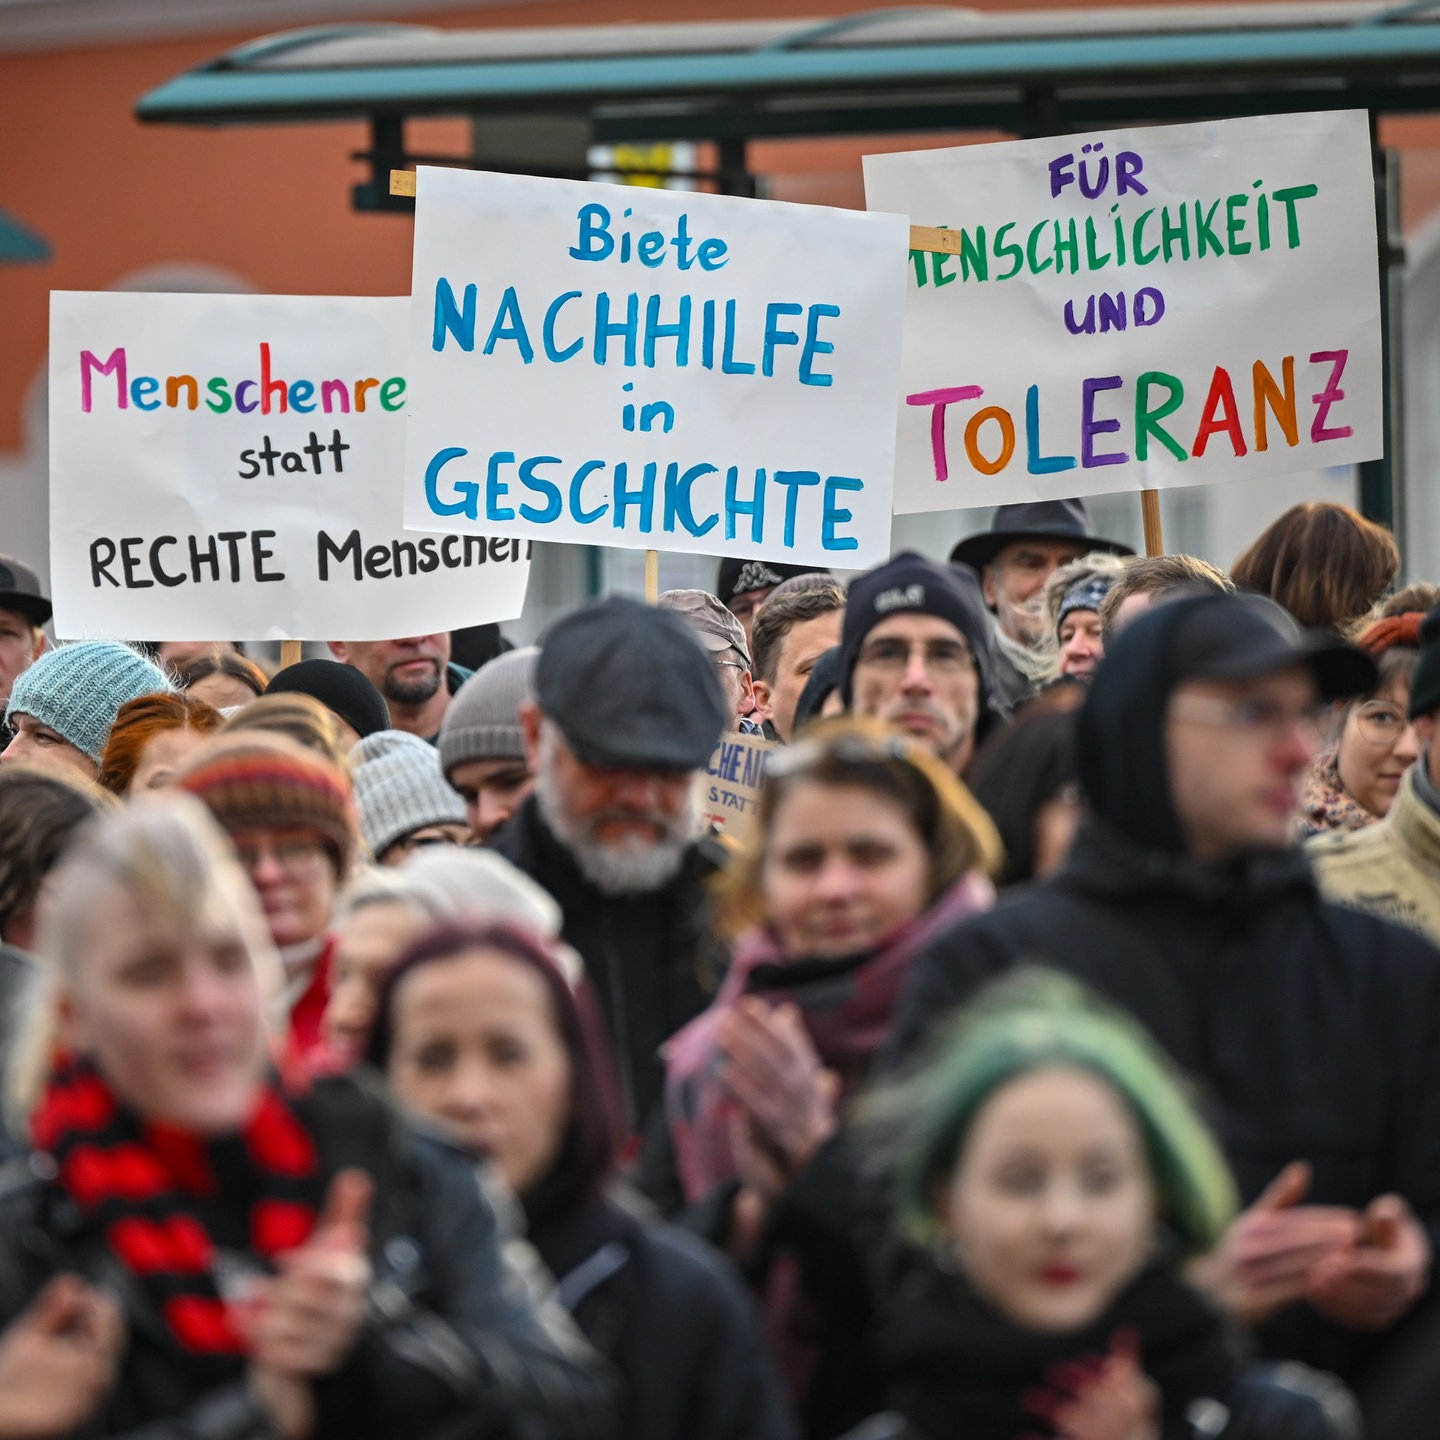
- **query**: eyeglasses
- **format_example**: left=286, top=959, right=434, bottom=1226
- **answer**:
left=1353, top=700, right=1414, bottom=747
left=233, top=835, right=329, bottom=878
left=855, top=637, right=973, bottom=673
left=1167, top=694, right=1329, bottom=745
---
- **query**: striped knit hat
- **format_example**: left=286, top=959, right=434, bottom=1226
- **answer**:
left=178, top=737, right=357, bottom=877
left=351, top=729, right=467, bottom=861
left=7, top=641, right=172, bottom=762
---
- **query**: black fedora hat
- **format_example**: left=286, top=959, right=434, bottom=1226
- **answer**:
left=949, top=499, right=1134, bottom=574
left=0, top=555, right=51, bottom=628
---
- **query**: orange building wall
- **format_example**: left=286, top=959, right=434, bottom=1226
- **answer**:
left=4, top=0, right=1440, bottom=459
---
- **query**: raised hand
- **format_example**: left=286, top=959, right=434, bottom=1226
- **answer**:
left=0, top=1274, right=125, bottom=1440
left=1188, top=1161, right=1360, bottom=1325
left=717, top=998, right=839, bottom=1179
left=1022, top=1331, right=1159, bottom=1440
left=243, top=1168, right=374, bottom=1440
left=1306, top=1193, right=1431, bottom=1331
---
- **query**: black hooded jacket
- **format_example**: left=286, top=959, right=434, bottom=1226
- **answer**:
left=884, top=598, right=1440, bottom=1395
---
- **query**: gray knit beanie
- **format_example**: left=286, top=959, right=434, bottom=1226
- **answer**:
left=351, top=729, right=467, bottom=860
left=6, top=640, right=173, bottom=761
left=438, top=646, right=537, bottom=781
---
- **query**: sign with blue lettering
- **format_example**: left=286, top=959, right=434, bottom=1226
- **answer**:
left=402, top=167, right=910, bottom=566
left=696, top=731, right=775, bottom=835
left=864, top=110, right=1382, bottom=513
left=49, top=293, right=530, bottom=640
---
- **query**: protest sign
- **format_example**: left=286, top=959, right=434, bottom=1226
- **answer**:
left=696, top=731, right=775, bottom=836
left=402, top=167, right=911, bottom=568
left=863, top=110, right=1383, bottom=514
left=49, top=292, right=531, bottom=641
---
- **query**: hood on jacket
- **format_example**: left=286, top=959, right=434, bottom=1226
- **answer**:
left=1077, top=592, right=1376, bottom=856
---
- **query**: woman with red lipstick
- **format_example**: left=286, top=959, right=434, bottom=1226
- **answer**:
left=368, top=920, right=797, bottom=1440
left=643, top=721, right=1001, bottom=1437
left=0, top=801, right=612, bottom=1440
left=860, top=973, right=1352, bottom=1440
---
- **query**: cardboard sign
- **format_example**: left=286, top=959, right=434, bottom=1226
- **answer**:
left=49, top=293, right=530, bottom=641
left=863, top=110, right=1383, bottom=513
left=696, top=731, right=775, bottom=836
left=402, top=167, right=910, bottom=567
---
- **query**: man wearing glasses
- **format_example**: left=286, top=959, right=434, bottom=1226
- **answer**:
left=658, top=589, right=760, bottom=734
left=887, top=592, right=1440, bottom=1427
left=837, top=551, right=1002, bottom=777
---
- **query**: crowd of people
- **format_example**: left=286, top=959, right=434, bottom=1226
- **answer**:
left=0, top=494, right=1436, bottom=1440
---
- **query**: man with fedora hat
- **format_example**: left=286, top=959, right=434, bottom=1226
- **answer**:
left=950, top=498, right=1131, bottom=712
left=0, top=556, right=50, bottom=748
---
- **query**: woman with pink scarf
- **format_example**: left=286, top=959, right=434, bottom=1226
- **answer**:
left=644, top=720, right=1000, bottom=1438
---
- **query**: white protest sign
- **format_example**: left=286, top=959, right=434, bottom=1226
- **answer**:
left=863, top=110, right=1382, bottom=514
left=49, top=293, right=530, bottom=641
left=695, top=731, right=775, bottom=836
left=402, top=167, right=910, bottom=567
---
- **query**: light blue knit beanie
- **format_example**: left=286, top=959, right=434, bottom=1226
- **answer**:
left=351, top=728, right=468, bottom=860
left=6, top=641, right=174, bottom=761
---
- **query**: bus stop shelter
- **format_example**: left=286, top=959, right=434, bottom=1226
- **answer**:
left=137, top=1, right=1440, bottom=541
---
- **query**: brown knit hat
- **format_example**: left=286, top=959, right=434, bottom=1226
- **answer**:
left=178, top=735, right=358, bottom=877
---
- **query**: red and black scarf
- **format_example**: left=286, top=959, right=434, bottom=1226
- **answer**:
left=31, top=1053, right=326, bottom=1379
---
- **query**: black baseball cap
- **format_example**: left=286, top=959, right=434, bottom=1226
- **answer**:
left=1167, top=593, right=1375, bottom=700
left=0, top=555, right=51, bottom=627
left=537, top=595, right=727, bottom=771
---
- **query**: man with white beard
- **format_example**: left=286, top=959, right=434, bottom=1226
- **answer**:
left=949, top=499, right=1131, bottom=713
left=490, top=594, right=729, bottom=1124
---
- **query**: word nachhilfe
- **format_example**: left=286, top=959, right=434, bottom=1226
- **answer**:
left=864, top=111, right=1383, bottom=512
left=50, top=293, right=530, bottom=641
left=403, top=168, right=909, bottom=568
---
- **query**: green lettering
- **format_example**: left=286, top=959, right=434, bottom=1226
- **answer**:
left=959, top=225, right=988, bottom=282
left=1132, top=209, right=1159, bottom=265
left=1136, top=371, right=1188, bottom=463
left=1161, top=205, right=1190, bottom=262
left=1272, top=183, right=1319, bottom=247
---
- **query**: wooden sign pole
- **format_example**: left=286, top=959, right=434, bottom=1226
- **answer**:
left=645, top=549, right=659, bottom=603
left=390, top=171, right=955, bottom=256
left=1140, top=490, right=1165, bottom=557
left=280, top=640, right=303, bottom=669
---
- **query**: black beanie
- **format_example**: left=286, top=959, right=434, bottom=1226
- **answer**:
left=1410, top=604, right=1440, bottom=719
left=839, top=551, right=994, bottom=708
left=267, top=659, right=391, bottom=740
left=716, top=558, right=829, bottom=606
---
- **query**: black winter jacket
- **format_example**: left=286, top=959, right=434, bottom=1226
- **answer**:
left=0, top=1074, right=615, bottom=1440
left=530, top=1187, right=796, bottom=1440
left=885, top=818, right=1440, bottom=1389
left=491, top=796, right=726, bottom=1123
